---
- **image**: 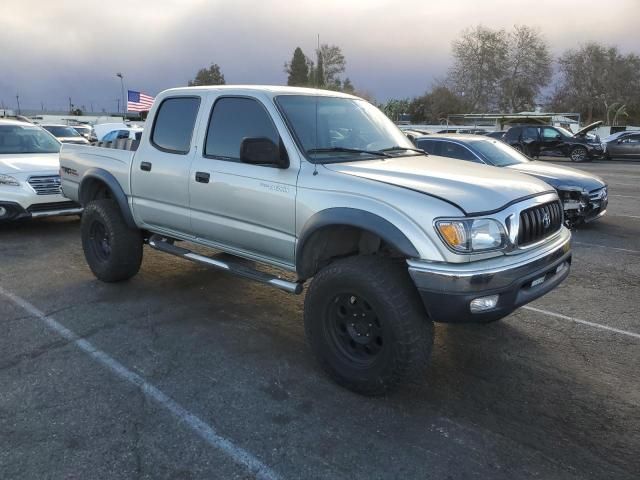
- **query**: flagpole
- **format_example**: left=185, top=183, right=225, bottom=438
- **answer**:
left=116, top=72, right=125, bottom=122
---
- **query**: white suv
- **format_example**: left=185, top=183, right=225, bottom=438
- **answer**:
left=0, top=119, right=82, bottom=221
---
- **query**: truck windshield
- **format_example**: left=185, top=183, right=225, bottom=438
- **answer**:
left=0, top=125, right=61, bottom=154
left=275, top=95, right=420, bottom=163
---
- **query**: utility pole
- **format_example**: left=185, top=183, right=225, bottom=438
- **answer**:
left=41, top=101, right=44, bottom=112
left=116, top=98, right=120, bottom=115
left=69, top=97, right=73, bottom=113
left=15, top=93, right=21, bottom=115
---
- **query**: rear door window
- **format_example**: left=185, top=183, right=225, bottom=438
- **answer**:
left=151, top=97, right=200, bottom=154
left=439, top=141, right=477, bottom=161
left=523, top=127, right=539, bottom=141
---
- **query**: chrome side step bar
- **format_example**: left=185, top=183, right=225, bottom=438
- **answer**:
left=148, top=235, right=303, bottom=295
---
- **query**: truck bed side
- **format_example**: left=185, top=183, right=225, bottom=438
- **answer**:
left=59, top=143, right=135, bottom=203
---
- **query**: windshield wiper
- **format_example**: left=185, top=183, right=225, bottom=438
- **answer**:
left=379, top=146, right=427, bottom=155
left=307, top=147, right=391, bottom=158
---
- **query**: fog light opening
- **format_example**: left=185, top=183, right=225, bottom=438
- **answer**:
left=0, top=206, right=7, bottom=218
left=470, top=295, right=499, bottom=313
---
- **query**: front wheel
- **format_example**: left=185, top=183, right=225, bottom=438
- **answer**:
left=304, top=256, right=433, bottom=396
left=81, top=199, right=143, bottom=282
left=569, top=146, right=589, bottom=162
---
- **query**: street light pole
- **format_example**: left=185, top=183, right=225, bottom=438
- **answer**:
left=116, top=72, right=125, bottom=120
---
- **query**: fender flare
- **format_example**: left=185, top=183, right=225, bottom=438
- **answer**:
left=79, top=168, right=137, bottom=229
left=295, top=208, right=420, bottom=278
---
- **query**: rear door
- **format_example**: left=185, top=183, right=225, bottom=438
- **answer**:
left=540, top=127, right=563, bottom=155
left=130, top=95, right=202, bottom=235
left=188, top=94, right=299, bottom=266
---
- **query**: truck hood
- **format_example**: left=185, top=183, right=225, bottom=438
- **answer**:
left=324, top=155, right=555, bottom=216
left=507, top=161, right=606, bottom=192
left=0, top=153, right=60, bottom=175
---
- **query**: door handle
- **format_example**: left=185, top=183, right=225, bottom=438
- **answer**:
left=195, top=171, right=210, bottom=183
left=140, top=161, right=152, bottom=171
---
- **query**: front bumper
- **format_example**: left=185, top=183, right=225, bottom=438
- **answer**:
left=407, top=232, right=571, bottom=323
left=1, top=182, right=81, bottom=223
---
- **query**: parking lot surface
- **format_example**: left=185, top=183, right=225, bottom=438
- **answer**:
left=1, top=159, right=638, bottom=479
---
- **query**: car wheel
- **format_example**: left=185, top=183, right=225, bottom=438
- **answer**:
left=569, top=146, right=588, bottom=162
left=81, top=199, right=143, bottom=282
left=304, top=256, right=433, bottom=396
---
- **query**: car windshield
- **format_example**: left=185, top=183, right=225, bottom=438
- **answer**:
left=0, top=125, right=61, bottom=154
left=470, top=138, right=529, bottom=166
left=275, top=95, right=419, bottom=163
left=43, top=126, right=82, bottom=137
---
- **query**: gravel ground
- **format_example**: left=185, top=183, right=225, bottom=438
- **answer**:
left=1, top=159, right=638, bottom=480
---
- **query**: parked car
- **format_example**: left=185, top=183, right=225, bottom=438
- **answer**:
left=40, top=124, right=90, bottom=145
left=93, top=123, right=143, bottom=141
left=412, top=134, right=607, bottom=226
left=60, top=86, right=571, bottom=395
left=0, top=119, right=82, bottom=221
left=101, top=128, right=143, bottom=143
left=503, top=122, right=604, bottom=162
left=69, top=124, right=98, bottom=142
left=485, top=131, right=507, bottom=140
left=603, top=131, right=640, bottom=159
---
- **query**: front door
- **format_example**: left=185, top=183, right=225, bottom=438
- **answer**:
left=189, top=95, right=298, bottom=267
left=130, top=96, right=202, bottom=236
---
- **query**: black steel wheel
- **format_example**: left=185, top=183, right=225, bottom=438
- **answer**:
left=88, top=220, right=112, bottom=262
left=325, top=293, right=384, bottom=367
left=304, top=256, right=433, bottom=396
left=81, top=199, right=143, bottom=282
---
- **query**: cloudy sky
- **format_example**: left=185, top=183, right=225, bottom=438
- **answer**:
left=1, top=0, right=639, bottom=112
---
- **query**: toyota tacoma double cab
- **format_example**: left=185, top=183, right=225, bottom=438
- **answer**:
left=59, top=86, right=572, bottom=395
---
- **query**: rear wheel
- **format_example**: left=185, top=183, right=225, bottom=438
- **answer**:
left=569, top=146, right=588, bottom=162
left=81, top=199, right=142, bottom=282
left=304, top=256, right=433, bottom=396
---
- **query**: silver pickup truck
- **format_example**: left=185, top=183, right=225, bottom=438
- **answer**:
left=59, top=86, right=571, bottom=395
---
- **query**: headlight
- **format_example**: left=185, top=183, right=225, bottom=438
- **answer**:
left=436, top=218, right=506, bottom=253
left=0, top=174, right=20, bottom=186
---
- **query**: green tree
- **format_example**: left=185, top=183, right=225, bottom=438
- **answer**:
left=317, top=44, right=346, bottom=85
left=284, top=47, right=309, bottom=86
left=342, top=77, right=355, bottom=94
left=315, top=48, right=325, bottom=87
left=549, top=43, right=640, bottom=124
left=188, top=63, right=226, bottom=86
left=500, top=25, right=552, bottom=112
left=408, top=86, right=467, bottom=123
left=448, top=26, right=508, bottom=111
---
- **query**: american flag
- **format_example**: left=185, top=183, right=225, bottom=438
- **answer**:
left=127, top=90, right=154, bottom=112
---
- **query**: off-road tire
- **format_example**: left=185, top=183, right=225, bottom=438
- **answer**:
left=81, top=199, right=142, bottom=282
left=569, top=146, right=589, bottom=162
left=304, top=256, right=433, bottom=396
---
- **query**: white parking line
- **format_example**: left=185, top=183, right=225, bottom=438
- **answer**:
left=0, top=286, right=281, bottom=480
left=613, top=214, right=640, bottom=219
left=610, top=194, right=638, bottom=199
left=572, top=241, right=640, bottom=254
left=522, top=305, right=640, bottom=340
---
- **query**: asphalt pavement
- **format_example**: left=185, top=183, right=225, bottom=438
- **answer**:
left=1, top=159, right=638, bottom=479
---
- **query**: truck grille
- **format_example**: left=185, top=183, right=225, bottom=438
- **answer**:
left=518, top=201, right=563, bottom=246
left=28, top=175, right=62, bottom=195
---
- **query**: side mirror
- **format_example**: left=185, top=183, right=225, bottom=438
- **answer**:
left=617, top=139, right=623, bottom=144
left=240, top=137, right=289, bottom=168
left=555, top=134, right=562, bottom=140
